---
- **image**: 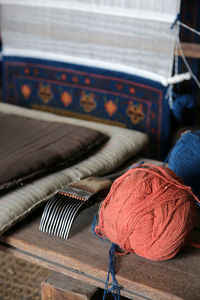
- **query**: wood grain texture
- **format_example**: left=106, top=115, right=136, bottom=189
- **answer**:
left=179, top=43, right=200, bottom=58
left=0, top=205, right=200, bottom=300
left=41, top=272, right=97, bottom=300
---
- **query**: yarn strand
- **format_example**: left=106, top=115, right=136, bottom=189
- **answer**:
left=177, top=37, right=200, bottom=88
left=103, top=243, right=121, bottom=300
left=178, top=20, right=200, bottom=37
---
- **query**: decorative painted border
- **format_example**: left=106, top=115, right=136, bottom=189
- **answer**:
left=2, top=57, right=170, bottom=158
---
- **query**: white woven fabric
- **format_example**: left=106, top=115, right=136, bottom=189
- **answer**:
left=0, top=103, right=148, bottom=234
left=0, top=1, right=180, bottom=21
left=0, top=0, right=181, bottom=82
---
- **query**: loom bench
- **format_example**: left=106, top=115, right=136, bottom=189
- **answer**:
left=0, top=203, right=200, bottom=300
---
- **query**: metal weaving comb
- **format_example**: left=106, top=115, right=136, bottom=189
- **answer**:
left=39, top=169, right=126, bottom=240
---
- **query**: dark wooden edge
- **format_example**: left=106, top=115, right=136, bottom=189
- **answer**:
left=179, top=42, right=200, bottom=59
left=0, top=241, right=182, bottom=300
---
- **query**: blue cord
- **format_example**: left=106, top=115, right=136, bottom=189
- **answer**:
left=170, top=13, right=180, bottom=30
left=162, top=151, right=170, bottom=166
left=92, top=161, right=145, bottom=299
left=129, top=161, right=144, bottom=169
left=92, top=218, right=121, bottom=298
left=103, top=243, right=121, bottom=300
left=92, top=214, right=103, bottom=240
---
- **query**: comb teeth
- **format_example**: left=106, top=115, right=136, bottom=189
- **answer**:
left=59, top=191, right=86, bottom=201
left=39, top=193, right=85, bottom=239
left=39, top=169, right=127, bottom=240
left=60, top=186, right=93, bottom=201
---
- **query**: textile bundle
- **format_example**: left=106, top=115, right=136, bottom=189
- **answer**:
left=0, top=113, right=108, bottom=192
left=0, top=0, right=182, bottom=158
left=0, top=102, right=148, bottom=235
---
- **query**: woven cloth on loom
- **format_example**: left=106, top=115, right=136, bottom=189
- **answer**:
left=1, top=0, right=180, bottom=79
left=1, top=0, right=181, bottom=159
left=0, top=113, right=107, bottom=192
left=0, top=103, right=148, bottom=235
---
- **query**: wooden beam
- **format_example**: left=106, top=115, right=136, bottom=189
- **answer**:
left=179, top=42, right=200, bottom=59
left=41, top=272, right=98, bottom=300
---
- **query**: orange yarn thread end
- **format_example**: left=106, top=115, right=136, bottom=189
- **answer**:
left=95, top=164, right=198, bottom=261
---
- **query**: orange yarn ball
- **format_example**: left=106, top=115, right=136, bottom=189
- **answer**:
left=95, top=164, right=197, bottom=261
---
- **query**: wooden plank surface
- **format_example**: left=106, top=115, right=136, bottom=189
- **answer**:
left=41, top=272, right=131, bottom=300
left=0, top=204, right=200, bottom=300
left=179, top=43, right=200, bottom=59
left=41, top=272, right=97, bottom=300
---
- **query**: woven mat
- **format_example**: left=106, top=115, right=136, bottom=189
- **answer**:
left=0, top=251, right=50, bottom=300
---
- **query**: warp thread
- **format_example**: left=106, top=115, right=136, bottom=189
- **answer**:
left=92, top=161, right=144, bottom=300
left=170, top=13, right=180, bottom=30
left=170, top=16, right=200, bottom=89
left=95, top=163, right=199, bottom=262
left=168, top=130, right=200, bottom=207
left=103, top=243, right=121, bottom=300
left=92, top=216, right=121, bottom=299
left=92, top=161, right=144, bottom=299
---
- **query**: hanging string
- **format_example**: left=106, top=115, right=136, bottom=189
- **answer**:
left=92, top=214, right=100, bottom=237
left=93, top=218, right=121, bottom=299
left=174, top=21, right=180, bottom=76
left=103, top=243, right=121, bottom=300
left=166, top=20, right=180, bottom=109
left=170, top=13, right=180, bottom=30
left=92, top=217, right=121, bottom=299
left=177, top=37, right=200, bottom=89
left=178, top=21, right=200, bottom=37
left=166, top=17, right=180, bottom=108
left=165, top=84, right=173, bottom=109
left=170, top=14, right=200, bottom=36
left=177, top=19, right=200, bottom=88
left=93, top=163, right=144, bottom=300
left=92, top=215, right=121, bottom=299
left=170, top=15, right=200, bottom=89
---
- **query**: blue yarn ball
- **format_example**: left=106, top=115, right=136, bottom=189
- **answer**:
left=172, top=94, right=195, bottom=123
left=168, top=130, right=200, bottom=207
